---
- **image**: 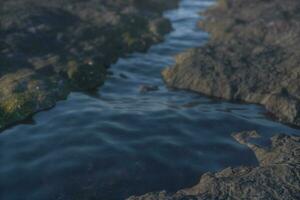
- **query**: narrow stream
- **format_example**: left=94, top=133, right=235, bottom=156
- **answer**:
left=0, top=0, right=299, bottom=200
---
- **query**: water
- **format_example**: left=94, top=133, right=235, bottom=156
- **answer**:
left=0, top=0, right=299, bottom=199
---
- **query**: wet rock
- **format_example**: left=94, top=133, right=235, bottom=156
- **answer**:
left=127, top=131, right=300, bottom=200
left=66, top=60, right=106, bottom=90
left=120, top=73, right=129, bottom=79
left=139, top=84, right=159, bottom=93
left=149, top=18, right=173, bottom=39
left=162, top=0, right=300, bottom=126
left=107, top=71, right=114, bottom=76
left=0, top=0, right=180, bottom=130
left=0, top=69, right=69, bottom=129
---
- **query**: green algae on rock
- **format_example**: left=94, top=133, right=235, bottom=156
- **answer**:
left=127, top=131, right=300, bottom=200
left=162, top=0, right=300, bottom=126
left=0, top=0, right=179, bottom=130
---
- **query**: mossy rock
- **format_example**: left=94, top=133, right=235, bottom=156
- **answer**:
left=0, top=93, right=38, bottom=128
left=67, top=60, right=107, bottom=90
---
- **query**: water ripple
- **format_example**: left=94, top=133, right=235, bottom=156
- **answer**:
left=0, top=0, right=299, bottom=200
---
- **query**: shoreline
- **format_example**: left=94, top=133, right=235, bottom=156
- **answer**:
left=162, top=0, right=300, bottom=127
left=0, top=0, right=180, bottom=131
left=129, top=0, right=300, bottom=198
left=128, top=131, right=300, bottom=199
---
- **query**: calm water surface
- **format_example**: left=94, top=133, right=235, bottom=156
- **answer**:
left=0, top=0, right=299, bottom=199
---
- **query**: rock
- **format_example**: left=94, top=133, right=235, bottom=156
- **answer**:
left=0, top=0, right=180, bottom=130
left=149, top=18, right=173, bottom=39
left=120, top=73, right=129, bottom=79
left=127, top=131, right=300, bottom=200
left=66, top=61, right=106, bottom=90
left=139, top=84, right=159, bottom=93
left=162, top=0, right=300, bottom=126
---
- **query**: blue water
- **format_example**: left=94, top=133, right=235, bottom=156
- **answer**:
left=0, top=0, right=299, bottom=199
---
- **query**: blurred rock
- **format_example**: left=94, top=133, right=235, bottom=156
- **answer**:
left=139, top=84, right=159, bottom=93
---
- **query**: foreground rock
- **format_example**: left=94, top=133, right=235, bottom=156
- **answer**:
left=162, top=0, right=300, bottom=126
left=127, top=131, right=300, bottom=200
left=0, top=0, right=179, bottom=130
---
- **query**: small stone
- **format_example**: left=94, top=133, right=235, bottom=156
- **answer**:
left=139, top=84, right=159, bottom=93
left=119, top=73, right=128, bottom=79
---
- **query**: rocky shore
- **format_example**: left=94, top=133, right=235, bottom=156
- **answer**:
left=162, top=0, right=300, bottom=126
left=128, top=131, right=300, bottom=200
left=127, top=0, right=300, bottom=199
left=0, top=0, right=179, bottom=130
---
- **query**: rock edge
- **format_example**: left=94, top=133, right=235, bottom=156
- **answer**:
left=127, top=131, right=300, bottom=200
left=162, top=0, right=300, bottom=126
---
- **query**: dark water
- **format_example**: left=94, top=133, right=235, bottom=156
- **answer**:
left=0, top=0, right=299, bottom=199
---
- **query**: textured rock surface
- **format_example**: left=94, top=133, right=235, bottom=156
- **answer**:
left=0, top=0, right=179, bottom=129
left=162, top=0, right=300, bottom=126
left=127, top=131, right=300, bottom=200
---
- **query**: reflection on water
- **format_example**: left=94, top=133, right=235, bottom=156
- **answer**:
left=0, top=0, right=299, bottom=200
